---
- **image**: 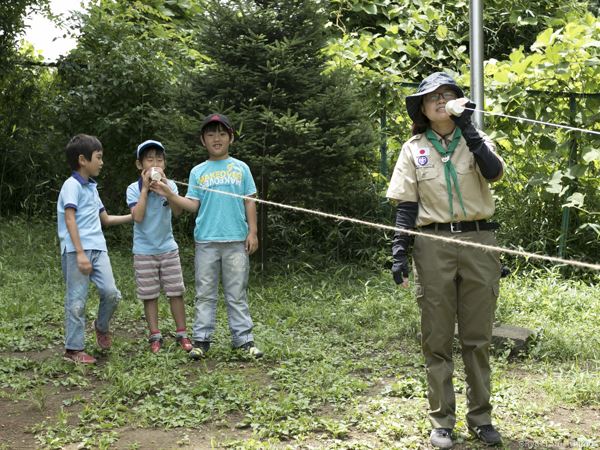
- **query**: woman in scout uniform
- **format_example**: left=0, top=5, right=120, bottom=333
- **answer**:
left=386, top=72, right=504, bottom=449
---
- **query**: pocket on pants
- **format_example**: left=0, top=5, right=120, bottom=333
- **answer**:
left=492, top=283, right=500, bottom=309
left=414, top=283, right=425, bottom=306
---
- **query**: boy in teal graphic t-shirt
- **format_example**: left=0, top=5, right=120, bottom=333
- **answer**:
left=150, top=113, right=262, bottom=360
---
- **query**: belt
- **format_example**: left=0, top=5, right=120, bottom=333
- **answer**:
left=420, top=220, right=500, bottom=233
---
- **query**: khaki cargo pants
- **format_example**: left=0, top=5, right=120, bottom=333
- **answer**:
left=413, top=229, right=501, bottom=429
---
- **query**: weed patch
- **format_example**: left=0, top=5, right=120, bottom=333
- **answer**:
left=0, top=218, right=598, bottom=448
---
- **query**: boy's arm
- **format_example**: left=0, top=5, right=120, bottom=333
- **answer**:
left=244, top=196, right=258, bottom=255
left=168, top=198, right=184, bottom=217
left=150, top=180, right=200, bottom=214
left=163, top=180, right=183, bottom=217
left=64, top=208, right=92, bottom=275
left=132, top=172, right=150, bottom=223
left=100, top=210, right=133, bottom=227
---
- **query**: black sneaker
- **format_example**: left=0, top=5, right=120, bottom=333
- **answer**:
left=430, top=428, right=453, bottom=449
left=469, top=424, right=502, bottom=446
left=189, top=341, right=210, bottom=360
left=239, top=341, right=263, bottom=358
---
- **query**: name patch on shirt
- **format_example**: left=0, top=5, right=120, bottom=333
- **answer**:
left=412, top=147, right=433, bottom=167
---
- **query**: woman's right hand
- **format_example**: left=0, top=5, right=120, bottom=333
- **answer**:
left=392, top=257, right=410, bottom=288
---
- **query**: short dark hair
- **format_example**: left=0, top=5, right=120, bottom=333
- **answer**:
left=201, top=122, right=233, bottom=138
left=65, top=134, right=103, bottom=170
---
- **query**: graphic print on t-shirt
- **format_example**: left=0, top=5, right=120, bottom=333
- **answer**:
left=198, top=162, right=243, bottom=189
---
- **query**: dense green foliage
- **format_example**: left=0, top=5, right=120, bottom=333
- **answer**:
left=192, top=1, right=376, bottom=207
left=185, top=0, right=378, bottom=257
left=0, top=0, right=53, bottom=216
left=0, top=0, right=48, bottom=69
left=1, top=219, right=598, bottom=448
left=483, top=14, right=600, bottom=262
left=324, top=0, right=600, bottom=264
left=1, top=3, right=599, bottom=446
left=53, top=0, right=204, bottom=207
left=0, top=0, right=598, bottom=266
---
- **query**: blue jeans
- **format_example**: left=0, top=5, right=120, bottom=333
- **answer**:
left=62, top=250, right=121, bottom=350
left=192, top=241, right=254, bottom=347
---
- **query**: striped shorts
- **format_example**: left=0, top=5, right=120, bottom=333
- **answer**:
left=133, top=250, right=185, bottom=300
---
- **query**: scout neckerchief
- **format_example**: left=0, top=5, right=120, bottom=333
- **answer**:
left=425, top=127, right=467, bottom=220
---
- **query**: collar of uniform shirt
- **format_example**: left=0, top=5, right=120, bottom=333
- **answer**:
left=429, top=128, right=458, bottom=148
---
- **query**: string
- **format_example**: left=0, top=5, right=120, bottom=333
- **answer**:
left=465, top=107, right=600, bottom=136
left=172, top=180, right=600, bottom=272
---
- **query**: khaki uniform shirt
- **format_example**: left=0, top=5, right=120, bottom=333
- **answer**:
left=386, top=130, right=504, bottom=227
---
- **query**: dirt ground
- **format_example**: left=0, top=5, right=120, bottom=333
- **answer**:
left=0, top=362, right=251, bottom=449
left=1, top=348, right=598, bottom=450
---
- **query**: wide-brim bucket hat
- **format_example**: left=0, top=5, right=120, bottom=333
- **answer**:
left=405, top=72, right=465, bottom=122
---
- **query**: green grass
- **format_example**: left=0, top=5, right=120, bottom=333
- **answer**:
left=0, top=217, right=599, bottom=449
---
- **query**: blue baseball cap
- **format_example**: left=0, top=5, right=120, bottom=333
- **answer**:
left=136, top=140, right=165, bottom=159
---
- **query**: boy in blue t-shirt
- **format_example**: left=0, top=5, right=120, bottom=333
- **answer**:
left=126, top=140, right=192, bottom=353
left=150, top=113, right=262, bottom=359
left=57, top=134, right=132, bottom=364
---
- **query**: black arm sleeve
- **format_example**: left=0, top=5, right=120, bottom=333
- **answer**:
left=451, top=102, right=503, bottom=181
left=392, top=201, right=418, bottom=261
left=459, top=122, right=503, bottom=180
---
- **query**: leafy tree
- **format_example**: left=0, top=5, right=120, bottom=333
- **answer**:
left=52, top=0, right=205, bottom=209
left=325, top=0, right=590, bottom=80
left=323, top=0, right=592, bottom=132
left=187, top=0, right=378, bottom=259
left=481, top=12, right=600, bottom=263
left=3, top=0, right=596, bottom=268
left=483, top=0, right=590, bottom=59
left=0, top=0, right=48, bottom=71
left=0, top=0, right=55, bottom=216
left=324, top=0, right=599, bottom=265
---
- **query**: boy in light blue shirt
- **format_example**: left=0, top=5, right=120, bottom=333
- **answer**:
left=126, top=140, right=192, bottom=353
left=57, top=134, right=132, bottom=364
left=151, top=113, right=262, bottom=359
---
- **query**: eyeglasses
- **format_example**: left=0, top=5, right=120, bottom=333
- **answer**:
left=424, top=91, right=458, bottom=102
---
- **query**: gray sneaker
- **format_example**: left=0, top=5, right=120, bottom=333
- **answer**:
left=430, top=428, right=453, bottom=449
left=239, top=341, right=263, bottom=358
left=189, top=341, right=210, bottom=360
left=469, top=424, right=502, bottom=446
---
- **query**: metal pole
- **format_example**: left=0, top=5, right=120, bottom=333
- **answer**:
left=470, top=0, right=484, bottom=129
left=380, top=87, right=388, bottom=177
left=558, top=94, right=578, bottom=258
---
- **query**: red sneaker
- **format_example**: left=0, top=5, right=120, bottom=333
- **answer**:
left=63, top=350, right=97, bottom=364
left=149, top=336, right=163, bottom=353
left=176, top=336, right=193, bottom=352
left=93, top=320, right=112, bottom=350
